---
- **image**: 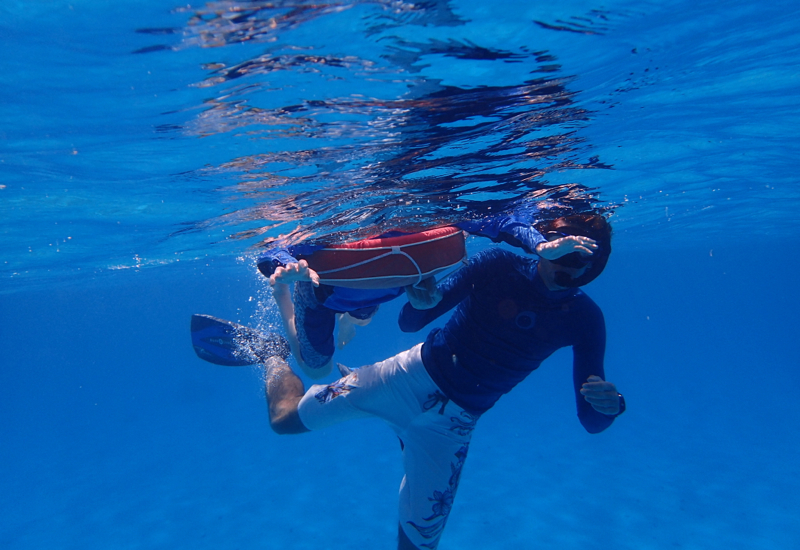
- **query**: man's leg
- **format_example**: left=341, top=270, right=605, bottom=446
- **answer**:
left=263, top=356, right=309, bottom=435
left=398, top=523, right=421, bottom=550
left=298, top=344, right=477, bottom=549
left=270, top=343, right=462, bottom=549
left=397, top=403, right=478, bottom=550
left=266, top=337, right=402, bottom=435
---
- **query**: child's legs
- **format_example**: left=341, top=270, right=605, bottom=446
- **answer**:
left=293, top=282, right=336, bottom=370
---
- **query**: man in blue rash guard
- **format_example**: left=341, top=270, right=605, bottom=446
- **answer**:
left=259, top=212, right=549, bottom=380
left=257, top=213, right=624, bottom=550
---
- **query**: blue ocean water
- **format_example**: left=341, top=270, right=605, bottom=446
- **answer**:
left=2, top=0, right=799, bottom=549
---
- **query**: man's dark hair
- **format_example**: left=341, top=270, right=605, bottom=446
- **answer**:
left=536, top=214, right=612, bottom=286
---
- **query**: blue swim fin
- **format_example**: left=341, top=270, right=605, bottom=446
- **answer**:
left=190, top=314, right=290, bottom=366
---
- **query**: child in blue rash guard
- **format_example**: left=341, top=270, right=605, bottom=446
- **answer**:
left=255, top=214, right=625, bottom=550
left=259, top=212, right=548, bottom=379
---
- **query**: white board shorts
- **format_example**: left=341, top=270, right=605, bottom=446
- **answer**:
left=298, top=344, right=480, bottom=549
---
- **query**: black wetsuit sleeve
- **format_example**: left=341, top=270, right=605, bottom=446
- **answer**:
left=571, top=301, right=616, bottom=434
left=398, top=249, right=496, bottom=333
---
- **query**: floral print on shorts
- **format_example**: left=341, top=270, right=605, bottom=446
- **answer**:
left=314, top=372, right=359, bottom=404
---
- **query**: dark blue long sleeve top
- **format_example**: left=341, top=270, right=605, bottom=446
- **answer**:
left=399, top=247, right=616, bottom=433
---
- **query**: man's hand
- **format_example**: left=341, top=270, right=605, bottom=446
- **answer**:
left=580, top=375, right=620, bottom=415
left=269, top=260, right=320, bottom=286
left=536, top=235, right=597, bottom=260
left=404, top=276, right=442, bottom=310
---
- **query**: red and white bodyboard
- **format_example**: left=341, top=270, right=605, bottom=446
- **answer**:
left=298, top=226, right=466, bottom=289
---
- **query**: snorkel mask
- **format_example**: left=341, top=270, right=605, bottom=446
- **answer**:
left=539, top=215, right=612, bottom=288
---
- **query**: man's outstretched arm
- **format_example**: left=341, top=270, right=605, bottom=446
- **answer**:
left=456, top=212, right=546, bottom=254
left=571, top=303, right=625, bottom=433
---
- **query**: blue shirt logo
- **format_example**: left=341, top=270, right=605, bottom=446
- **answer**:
left=515, top=311, right=536, bottom=329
